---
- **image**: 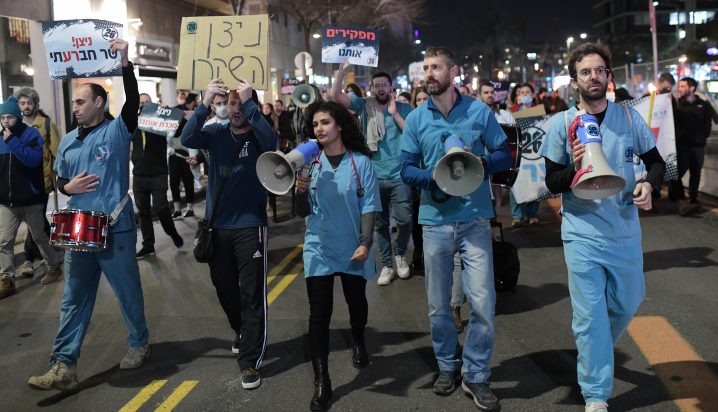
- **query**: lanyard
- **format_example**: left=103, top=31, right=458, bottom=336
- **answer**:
left=310, top=150, right=364, bottom=197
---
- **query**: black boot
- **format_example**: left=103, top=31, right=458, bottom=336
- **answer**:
left=351, top=335, right=369, bottom=369
left=310, top=356, right=332, bottom=411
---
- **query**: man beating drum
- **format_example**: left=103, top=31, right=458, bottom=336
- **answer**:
left=28, top=38, right=151, bottom=391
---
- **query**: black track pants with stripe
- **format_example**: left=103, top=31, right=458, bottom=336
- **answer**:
left=208, top=227, right=268, bottom=370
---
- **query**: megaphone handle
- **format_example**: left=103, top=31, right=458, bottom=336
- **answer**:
left=570, top=165, right=593, bottom=189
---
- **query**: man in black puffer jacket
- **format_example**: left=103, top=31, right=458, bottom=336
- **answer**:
left=0, top=96, right=63, bottom=298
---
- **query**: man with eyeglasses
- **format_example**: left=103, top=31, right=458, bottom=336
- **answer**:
left=540, top=43, right=665, bottom=412
left=331, top=62, right=414, bottom=285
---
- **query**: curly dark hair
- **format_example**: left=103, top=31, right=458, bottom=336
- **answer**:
left=568, top=43, right=612, bottom=80
left=304, top=101, right=371, bottom=157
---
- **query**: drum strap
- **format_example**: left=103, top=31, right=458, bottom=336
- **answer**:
left=109, top=193, right=130, bottom=226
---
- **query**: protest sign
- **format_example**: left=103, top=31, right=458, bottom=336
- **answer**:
left=177, top=15, right=269, bottom=90
left=42, top=19, right=123, bottom=79
left=512, top=104, right=546, bottom=119
left=321, top=26, right=379, bottom=67
left=137, top=103, right=185, bottom=137
left=489, top=81, right=510, bottom=105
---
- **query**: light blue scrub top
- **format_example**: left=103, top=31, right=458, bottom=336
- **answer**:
left=349, top=94, right=412, bottom=180
left=303, top=151, right=382, bottom=279
left=540, top=102, right=656, bottom=243
left=54, top=117, right=135, bottom=233
left=401, top=94, right=507, bottom=225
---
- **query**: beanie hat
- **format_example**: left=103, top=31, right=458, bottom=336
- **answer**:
left=0, top=96, right=22, bottom=119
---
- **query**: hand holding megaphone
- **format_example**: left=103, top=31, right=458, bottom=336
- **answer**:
left=256, top=140, right=320, bottom=195
left=433, top=132, right=484, bottom=197
left=568, top=110, right=626, bottom=199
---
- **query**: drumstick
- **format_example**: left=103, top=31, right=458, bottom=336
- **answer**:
left=167, top=148, right=187, bottom=159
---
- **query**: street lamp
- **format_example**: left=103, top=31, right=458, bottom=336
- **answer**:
left=567, top=36, right=575, bottom=50
left=312, top=33, right=321, bottom=39
left=580, top=33, right=587, bottom=39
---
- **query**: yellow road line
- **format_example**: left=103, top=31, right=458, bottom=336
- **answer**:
left=266, top=244, right=303, bottom=287
left=154, top=380, right=199, bottom=412
left=268, top=261, right=303, bottom=305
left=628, top=316, right=718, bottom=411
left=118, top=380, right=168, bottom=412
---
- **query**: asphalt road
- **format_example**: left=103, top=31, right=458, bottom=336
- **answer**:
left=1, top=192, right=717, bottom=412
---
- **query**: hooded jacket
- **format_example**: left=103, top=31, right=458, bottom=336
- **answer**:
left=0, top=122, right=45, bottom=207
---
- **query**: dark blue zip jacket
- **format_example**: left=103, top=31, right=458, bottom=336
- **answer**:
left=0, top=122, right=44, bottom=207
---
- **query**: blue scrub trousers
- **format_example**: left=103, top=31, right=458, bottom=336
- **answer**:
left=564, top=237, right=644, bottom=403
left=51, top=229, right=149, bottom=365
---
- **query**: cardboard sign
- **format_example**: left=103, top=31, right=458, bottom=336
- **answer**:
left=137, top=103, right=185, bottom=137
left=42, top=19, right=124, bottom=80
left=177, top=15, right=269, bottom=91
left=512, top=104, right=546, bottom=119
left=321, top=26, right=379, bottom=67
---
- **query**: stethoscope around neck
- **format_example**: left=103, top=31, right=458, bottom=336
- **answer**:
left=308, top=149, right=365, bottom=197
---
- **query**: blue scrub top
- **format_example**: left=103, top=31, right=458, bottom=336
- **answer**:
left=303, top=151, right=382, bottom=279
left=540, top=102, right=656, bottom=243
left=349, top=94, right=412, bottom=180
left=54, top=117, right=135, bottom=232
left=401, top=93, right=507, bottom=225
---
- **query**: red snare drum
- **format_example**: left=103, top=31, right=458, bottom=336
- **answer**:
left=491, top=124, right=522, bottom=188
left=50, top=209, right=109, bottom=252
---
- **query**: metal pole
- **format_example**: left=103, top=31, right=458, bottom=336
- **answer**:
left=649, top=0, right=659, bottom=83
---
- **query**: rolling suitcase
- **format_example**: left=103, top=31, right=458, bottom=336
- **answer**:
left=492, top=222, right=520, bottom=292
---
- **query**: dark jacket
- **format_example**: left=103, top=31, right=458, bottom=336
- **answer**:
left=676, top=95, right=713, bottom=147
left=0, top=122, right=45, bottom=207
left=131, top=129, right=169, bottom=176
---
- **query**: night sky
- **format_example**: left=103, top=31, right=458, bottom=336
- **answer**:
left=419, top=0, right=601, bottom=49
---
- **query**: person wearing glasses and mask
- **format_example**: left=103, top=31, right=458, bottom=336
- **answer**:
left=295, top=101, right=380, bottom=411
left=331, top=62, right=414, bottom=286
left=541, top=43, right=665, bottom=412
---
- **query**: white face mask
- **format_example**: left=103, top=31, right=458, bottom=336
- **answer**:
left=520, top=95, right=533, bottom=105
left=214, top=105, right=228, bottom=119
left=606, top=92, right=616, bottom=102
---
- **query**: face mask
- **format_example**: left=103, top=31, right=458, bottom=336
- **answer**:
left=218, top=118, right=230, bottom=125
left=606, top=92, right=616, bottom=102
left=215, top=105, right=228, bottom=119
left=520, top=95, right=533, bottom=105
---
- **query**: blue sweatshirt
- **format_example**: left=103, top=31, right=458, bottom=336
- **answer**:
left=181, top=100, right=278, bottom=229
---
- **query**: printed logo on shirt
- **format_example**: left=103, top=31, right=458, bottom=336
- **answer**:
left=238, top=141, right=250, bottom=159
left=252, top=250, right=263, bottom=259
left=94, top=144, right=111, bottom=161
left=625, top=146, right=633, bottom=162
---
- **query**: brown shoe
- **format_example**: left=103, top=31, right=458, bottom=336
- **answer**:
left=41, top=267, right=62, bottom=285
left=451, top=306, right=464, bottom=334
left=0, top=277, right=17, bottom=299
left=19, top=260, right=34, bottom=278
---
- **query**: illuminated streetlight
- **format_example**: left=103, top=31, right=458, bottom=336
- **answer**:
left=567, top=36, right=575, bottom=49
left=415, top=39, right=421, bottom=45
left=678, top=55, right=688, bottom=62
left=312, top=33, right=320, bottom=39
left=580, top=33, right=587, bottom=39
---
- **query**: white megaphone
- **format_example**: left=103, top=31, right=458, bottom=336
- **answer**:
left=571, top=111, right=626, bottom=199
left=433, top=132, right=484, bottom=196
left=256, top=140, right=321, bottom=195
left=291, top=84, right=321, bottom=108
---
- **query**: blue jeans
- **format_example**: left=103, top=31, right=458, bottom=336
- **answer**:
left=51, top=229, right=149, bottom=365
left=375, top=179, right=413, bottom=268
left=564, top=238, right=644, bottom=403
left=423, top=219, right=495, bottom=383
left=509, top=190, right=539, bottom=220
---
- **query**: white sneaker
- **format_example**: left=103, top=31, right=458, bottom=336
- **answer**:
left=585, top=402, right=608, bottom=412
left=377, top=266, right=395, bottom=286
left=395, top=255, right=411, bottom=279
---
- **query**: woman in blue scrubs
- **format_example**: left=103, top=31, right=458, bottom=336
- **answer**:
left=295, top=101, right=381, bottom=411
